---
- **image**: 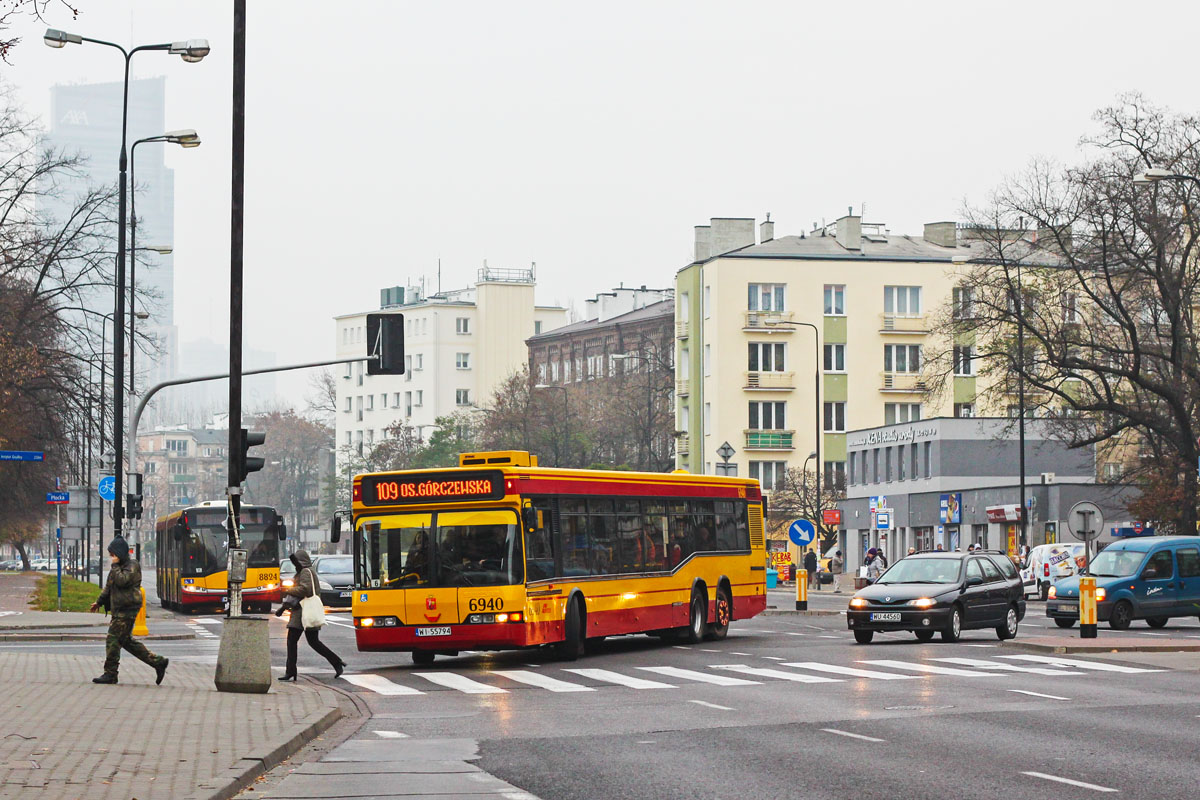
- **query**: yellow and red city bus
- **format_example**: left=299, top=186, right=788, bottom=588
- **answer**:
left=155, top=501, right=286, bottom=614
left=349, top=451, right=767, bottom=663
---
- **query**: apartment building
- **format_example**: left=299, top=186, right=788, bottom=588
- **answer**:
left=334, top=266, right=568, bottom=457
left=675, top=213, right=982, bottom=494
left=137, top=427, right=228, bottom=522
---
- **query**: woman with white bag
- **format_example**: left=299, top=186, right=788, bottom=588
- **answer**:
left=275, top=549, right=346, bottom=681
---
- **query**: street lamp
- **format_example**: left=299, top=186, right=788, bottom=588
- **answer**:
left=764, top=320, right=823, bottom=539
left=46, top=27, right=209, bottom=540
left=127, top=131, right=199, bottom=560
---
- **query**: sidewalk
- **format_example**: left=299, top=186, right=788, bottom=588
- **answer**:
left=0, top=653, right=344, bottom=800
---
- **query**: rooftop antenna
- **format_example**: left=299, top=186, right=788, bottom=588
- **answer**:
left=437, top=257, right=441, bottom=295
left=766, top=212, right=771, bottom=222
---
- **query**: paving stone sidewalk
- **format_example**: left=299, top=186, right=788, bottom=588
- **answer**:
left=0, top=653, right=343, bottom=800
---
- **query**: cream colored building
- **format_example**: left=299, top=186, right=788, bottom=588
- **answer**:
left=334, top=267, right=567, bottom=457
left=675, top=214, right=983, bottom=497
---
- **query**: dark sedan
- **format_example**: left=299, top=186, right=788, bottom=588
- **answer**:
left=312, top=554, right=354, bottom=608
left=846, top=551, right=1026, bottom=643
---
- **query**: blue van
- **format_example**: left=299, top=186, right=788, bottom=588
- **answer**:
left=1045, top=536, right=1200, bottom=630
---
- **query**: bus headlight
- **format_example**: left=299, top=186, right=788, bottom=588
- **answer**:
left=355, top=616, right=398, bottom=627
left=182, top=585, right=201, bottom=593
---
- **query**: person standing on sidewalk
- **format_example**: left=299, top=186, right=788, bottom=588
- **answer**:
left=804, top=549, right=819, bottom=591
left=831, top=550, right=844, bottom=593
left=89, top=536, right=168, bottom=685
left=275, top=549, right=345, bottom=681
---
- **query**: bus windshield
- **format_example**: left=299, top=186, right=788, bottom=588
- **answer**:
left=360, top=510, right=522, bottom=588
left=183, top=525, right=278, bottom=574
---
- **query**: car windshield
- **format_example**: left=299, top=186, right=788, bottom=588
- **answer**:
left=360, top=509, right=523, bottom=588
left=876, top=557, right=961, bottom=584
left=1088, top=549, right=1145, bottom=578
left=317, top=556, right=353, bottom=574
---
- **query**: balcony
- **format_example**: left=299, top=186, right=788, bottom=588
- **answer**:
left=170, top=474, right=195, bottom=484
left=677, top=433, right=690, bottom=455
left=879, top=313, right=929, bottom=334
left=880, top=372, right=928, bottom=393
left=745, top=371, right=794, bottom=390
left=744, top=429, right=794, bottom=450
left=676, top=379, right=690, bottom=397
left=676, top=320, right=689, bottom=339
left=743, top=310, right=795, bottom=331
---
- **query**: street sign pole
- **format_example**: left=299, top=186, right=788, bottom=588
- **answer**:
left=56, top=504, right=62, bottom=612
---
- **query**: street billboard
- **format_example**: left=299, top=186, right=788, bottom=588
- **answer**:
left=939, top=493, right=961, bottom=524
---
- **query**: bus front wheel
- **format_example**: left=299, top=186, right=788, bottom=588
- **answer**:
left=684, top=591, right=706, bottom=644
left=555, top=596, right=585, bottom=661
left=412, top=651, right=435, bottom=665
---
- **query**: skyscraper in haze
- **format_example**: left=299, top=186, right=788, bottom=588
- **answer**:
left=47, top=76, right=179, bottom=419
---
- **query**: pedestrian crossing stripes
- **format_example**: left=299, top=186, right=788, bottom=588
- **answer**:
left=331, top=654, right=1165, bottom=697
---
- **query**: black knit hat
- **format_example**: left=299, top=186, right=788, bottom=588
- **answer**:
left=107, top=536, right=129, bottom=562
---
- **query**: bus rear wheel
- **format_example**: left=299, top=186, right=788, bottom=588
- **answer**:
left=704, top=586, right=731, bottom=641
left=684, top=590, right=706, bottom=644
left=555, top=596, right=585, bottom=661
left=412, top=650, right=435, bottom=665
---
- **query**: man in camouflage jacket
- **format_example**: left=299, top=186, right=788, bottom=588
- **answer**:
left=90, top=536, right=168, bottom=685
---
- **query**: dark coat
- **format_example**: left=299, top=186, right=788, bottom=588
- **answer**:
left=804, top=551, right=819, bottom=572
left=283, top=550, right=316, bottom=631
left=97, top=540, right=142, bottom=617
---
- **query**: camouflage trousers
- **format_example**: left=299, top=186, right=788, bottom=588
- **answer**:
left=103, top=615, right=164, bottom=677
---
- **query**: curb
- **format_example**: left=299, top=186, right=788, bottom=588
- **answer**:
left=1002, top=640, right=1200, bottom=654
left=0, top=631, right=196, bottom=642
left=0, top=621, right=108, bottom=630
left=188, top=701, right=344, bottom=800
left=761, top=609, right=841, bottom=617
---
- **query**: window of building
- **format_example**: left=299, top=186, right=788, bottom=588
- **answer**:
left=456, top=389, right=471, bottom=406
left=704, top=345, right=711, bottom=376
left=704, top=403, right=711, bottom=435
left=167, top=439, right=188, bottom=456
left=404, top=391, right=412, bottom=417
left=823, top=343, right=845, bottom=372
left=366, top=429, right=375, bottom=445
left=456, top=352, right=470, bottom=370
left=823, top=401, right=845, bottom=432
left=954, top=402, right=974, bottom=418
left=366, top=394, right=374, bottom=411
left=824, top=284, right=845, bottom=316
left=679, top=293, right=689, bottom=322
left=1102, top=462, right=1123, bottom=481
left=380, top=393, right=388, bottom=409
left=884, top=403, right=921, bottom=425
left=885, top=448, right=893, bottom=482
left=749, top=461, right=788, bottom=492
left=456, top=317, right=470, bottom=334
left=704, top=286, right=711, bottom=318
left=415, top=390, right=423, bottom=406
left=1062, top=293, right=1080, bottom=325
left=848, top=454, right=856, bottom=485
left=884, top=344, right=922, bottom=373
left=824, top=461, right=845, bottom=489
left=872, top=448, right=880, bottom=483
left=898, top=446, right=906, bottom=480
left=345, top=431, right=352, bottom=446
left=748, top=342, right=786, bottom=372
left=679, top=348, right=689, bottom=379
left=748, top=283, right=786, bottom=312
left=343, top=396, right=352, bottom=412
left=884, top=285, right=922, bottom=316
left=1007, top=405, right=1037, bottom=419
left=953, top=344, right=975, bottom=376
left=749, top=401, right=786, bottom=430
left=924, top=441, right=932, bottom=478
left=952, top=286, right=974, bottom=320
left=534, top=320, right=543, bottom=335
left=910, top=443, right=918, bottom=480
left=575, top=357, right=584, bottom=382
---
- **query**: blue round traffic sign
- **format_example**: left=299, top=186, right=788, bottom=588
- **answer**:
left=789, top=519, right=816, bottom=547
left=98, top=476, right=116, bottom=502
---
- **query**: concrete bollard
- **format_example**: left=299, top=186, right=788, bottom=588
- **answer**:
left=214, top=615, right=272, bottom=693
left=796, top=569, right=808, bottom=611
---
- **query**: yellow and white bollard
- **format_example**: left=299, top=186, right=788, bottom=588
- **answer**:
left=796, top=569, right=808, bottom=611
left=133, top=587, right=150, bottom=637
left=1079, top=576, right=1097, bottom=639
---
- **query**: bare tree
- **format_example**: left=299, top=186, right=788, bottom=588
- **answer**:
left=930, top=94, right=1200, bottom=533
left=0, top=1, right=79, bottom=63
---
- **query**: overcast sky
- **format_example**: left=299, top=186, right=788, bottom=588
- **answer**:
left=7, top=1, right=1199, bottom=403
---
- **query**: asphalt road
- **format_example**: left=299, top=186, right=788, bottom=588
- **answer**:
left=9, top=584, right=1200, bottom=799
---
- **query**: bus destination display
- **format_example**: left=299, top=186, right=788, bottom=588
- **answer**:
left=360, top=471, right=505, bottom=506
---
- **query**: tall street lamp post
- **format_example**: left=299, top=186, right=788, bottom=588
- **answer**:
left=45, top=28, right=209, bottom=544
left=766, top=320, right=823, bottom=540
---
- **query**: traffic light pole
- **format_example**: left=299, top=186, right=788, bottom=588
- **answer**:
left=227, top=0, right=247, bottom=619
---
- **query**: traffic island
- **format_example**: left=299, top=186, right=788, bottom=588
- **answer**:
left=1001, top=635, right=1200, bottom=654
left=0, top=652, right=343, bottom=800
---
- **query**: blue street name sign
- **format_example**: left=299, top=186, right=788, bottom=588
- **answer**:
left=45, top=491, right=69, bottom=505
left=0, top=450, right=44, bottom=462
left=98, top=476, right=116, bottom=502
left=789, top=519, right=817, bottom=547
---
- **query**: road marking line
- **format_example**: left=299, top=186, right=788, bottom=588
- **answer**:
left=1008, top=689, right=1071, bottom=701
left=963, top=644, right=998, bottom=648
left=340, top=674, right=424, bottom=695
left=783, top=661, right=919, bottom=680
left=672, top=646, right=691, bottom=650
left=932, top=658, right=1084, bottom=676
left=325, top=614, right=350, bottom=621
left=191, top=618, right=221, bottom=625
left=858, top=659, right=1001, bottom=677
left=760, top=656, right=786, bottom=661
left=698, top=648, right=721, bottom=653
left=689, top=700, right=734, bottom=711
left=413, top=672, right=508, bottom=694
left=373, top=730, right=408, bottom=738
left=1000, top=655, right=1164, bottom=673
left=564, top=668, right=675, bottom=689
left=492, top=670, right=593, bottom=693
left=729, top=652, right=751, bottom=656
left=1137, top=632, right=1168, bottom=636
left=638, top=666, right=760, bottom=686
left=323, top=620, right=355, bottom=628
left=1022, top=771, right=1118, bottom=792
left=710, top=664, right=841, bottom=683
left=784, top=632, right=807, bottom=636
left=821, top=728, right=885, bottom=743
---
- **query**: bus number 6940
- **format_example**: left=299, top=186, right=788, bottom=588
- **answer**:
left=469, top=597, right=503, bottom=612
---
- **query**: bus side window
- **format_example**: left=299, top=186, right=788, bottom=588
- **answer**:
left=714, top=501, right=739, bottom=550
left=667, top=502, right=694, bottom=565
left=690, top=500, right=716, bottom=552
left=588, top=499, right=616, bottom=576
left=736, top=503, right=752, bottom=550
left=560, top=499, right=589, bottom=577
left=524, top=516, right=554, bottom=581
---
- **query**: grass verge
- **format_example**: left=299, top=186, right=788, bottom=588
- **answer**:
left=32, top=573, right=100, bottom=612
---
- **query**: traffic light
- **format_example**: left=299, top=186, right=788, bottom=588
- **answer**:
left=126, top=473, right=144, bottom=519
left=366, top=312, right=404, bottom=375
left=233, top=427, right=266, bottom=485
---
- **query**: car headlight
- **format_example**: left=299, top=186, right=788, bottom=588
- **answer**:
left=319, top=580, right=333, bottom=590
left=1095, top=587, right=1106, bottom=601
left=908, top=597, right=936, bottom=608
left=1048, top=586, right=1057, bottom=599
left=849, top=598, right=869, bottom=608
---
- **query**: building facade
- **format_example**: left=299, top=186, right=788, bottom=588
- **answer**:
left=333, top=267, right=567, bottom=458
left=137, top=427, right=228, bottom=524
left=675, top=214, right=985, bottom=495
left=835, top=416, right=1135, bottom=573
